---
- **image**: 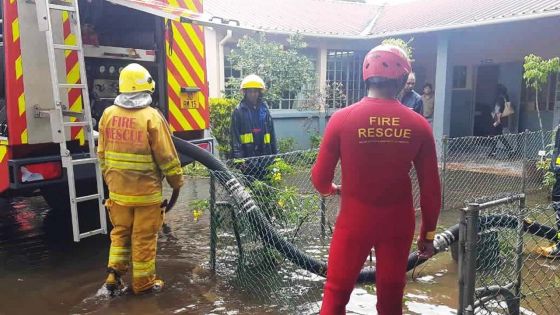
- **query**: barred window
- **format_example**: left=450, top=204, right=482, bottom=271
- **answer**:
left=224, top=46, right=242, bottom=97
left=276, top=49, right=317, bottom=110
left=326, top=50, right=367, bottom=108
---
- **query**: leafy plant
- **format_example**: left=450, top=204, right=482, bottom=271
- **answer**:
left=309, top=133, right=322, bottom=149
left=189, top=199, right=209, bottom=222
left=278, top=137, right=296, bottom=153
left=523, top=54, right=560, bottom=148
left=226, top=33, right=316, bottom=108
left=381, top=37, right=414, bottom=59
left=301, top=80, right=347, bottom=110
left=266, top=158, right=294, bottom=187
left=275, top=186, right=320, bottom=241
left=183, top=162, right=209, bottom=177
left=535, top=128, right=558, bottom=191
left=209, top=97, right=238, bottom=159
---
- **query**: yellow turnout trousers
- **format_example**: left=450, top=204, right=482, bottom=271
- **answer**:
left=106, top=199, right=164, bottom=294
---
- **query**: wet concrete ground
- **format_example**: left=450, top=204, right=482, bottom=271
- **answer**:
left=0, top=176, right=529, bottom=314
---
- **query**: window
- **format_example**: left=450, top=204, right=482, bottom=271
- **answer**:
left=326, top=50, right=367, bottom=108
left=277, top=48, right=317, bottom=110
left=521, top=72, right=558, bottom=112
left=223, top=45, right=242, bottom=97
left=453, top=66, right=468, bottom=89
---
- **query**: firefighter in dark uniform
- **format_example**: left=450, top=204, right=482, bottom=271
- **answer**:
left=540, top=127, right=560, bottom=258
left=230, top=74, right=278, bottom=181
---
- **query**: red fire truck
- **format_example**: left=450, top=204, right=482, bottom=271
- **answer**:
left=0, top=0, right=227, bottom=241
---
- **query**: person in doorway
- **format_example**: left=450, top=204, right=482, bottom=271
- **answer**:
left=98, top=63, right=184, bottom=295
left=312, top=44, right=441, bottom=315
left=400, top=72, right=423, bottom=114
left=488, top=84, right=514, bottom=157
left=539, top=127, right=560, bottom=258
left=422, top=83, right=435, bottom=125
left=230, top=74, right=278, bottom=181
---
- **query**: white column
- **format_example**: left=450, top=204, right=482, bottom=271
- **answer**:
left=204, top=27, right=220, bottom=98
left=318, top=47, right=328, bottom=133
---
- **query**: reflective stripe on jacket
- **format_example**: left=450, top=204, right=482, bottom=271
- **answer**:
left=230, top=101, right=278, bottom=159
left=98, top=105, right=184, bottom=206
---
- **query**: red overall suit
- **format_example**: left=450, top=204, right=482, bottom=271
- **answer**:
left=312, top=96, right=441, bottom=314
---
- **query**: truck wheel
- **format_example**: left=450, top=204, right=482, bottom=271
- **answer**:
left=41, top=183, right=69, bottom=211
left=40, top=179, right=108, bottom=212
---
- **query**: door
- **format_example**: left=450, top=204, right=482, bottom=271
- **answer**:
left=473, top=65, right=500, bottom=136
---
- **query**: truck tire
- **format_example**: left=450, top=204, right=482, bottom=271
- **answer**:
left=40, top=179, right=108, bottom=213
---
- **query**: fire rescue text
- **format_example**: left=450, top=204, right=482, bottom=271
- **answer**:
left=104, top=116, right=144, bottom=143
left=358, top=116, right=412, bottom=140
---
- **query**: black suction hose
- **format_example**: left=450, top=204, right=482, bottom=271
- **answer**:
left=173, top=136, right=327, bottom=275
left=172, top=136, right=558, bottom=283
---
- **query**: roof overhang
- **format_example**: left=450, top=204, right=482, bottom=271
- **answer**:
left=106, top=0, right=560, bottom=41
left=105, top=0, right=257, bottom=31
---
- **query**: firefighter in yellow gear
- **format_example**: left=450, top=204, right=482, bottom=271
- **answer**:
left=97, top=63, right=184, bottom=295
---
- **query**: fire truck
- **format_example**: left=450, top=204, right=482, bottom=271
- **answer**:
left=0, top=0, right=231, bottom=241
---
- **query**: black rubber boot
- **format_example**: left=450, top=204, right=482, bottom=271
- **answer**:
left=105, top=268, right=126, bottom=296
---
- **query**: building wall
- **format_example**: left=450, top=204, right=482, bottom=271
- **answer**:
left=434, top=18, right=560, bottom=136
left=271, top=111, right=320, bottom=149
left=498, top=62, right=523, bottom=132
left=205, top=17, right=560, bottom=147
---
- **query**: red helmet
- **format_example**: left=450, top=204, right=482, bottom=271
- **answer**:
left=362, top=44, right=412, bottom=82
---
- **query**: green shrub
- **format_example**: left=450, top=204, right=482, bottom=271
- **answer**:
left=209, top=97, right=238, bottom=159
left=309, top=133, right=322, bottom=149
left=278, top=137, right=296, bottom=153
left=183, top=162, right=209, bottom=177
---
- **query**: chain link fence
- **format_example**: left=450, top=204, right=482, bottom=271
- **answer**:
left=208, top=150, right=339, bottom=314
left=457, top=194, right=560, bottom=315
left=202, top=129, right=557, bottom=314
left=442, top=130, right=555, bottom=211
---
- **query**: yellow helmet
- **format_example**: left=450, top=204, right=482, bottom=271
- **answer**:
left=119, top=63, right=155, bottom=93
left=240, top=74, right=266, bottom=90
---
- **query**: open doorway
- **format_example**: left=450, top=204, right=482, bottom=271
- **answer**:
left=473, top=65, right=499, bottom=136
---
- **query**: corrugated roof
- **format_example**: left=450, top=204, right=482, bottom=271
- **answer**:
left=371, top=0, right=560, bottom=36
left=204, top=0, right=382, bottom=37
left=204, top=0, right=560, bottom=38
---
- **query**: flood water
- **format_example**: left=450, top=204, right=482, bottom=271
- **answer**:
left=0, top=177, right=549, bottom=314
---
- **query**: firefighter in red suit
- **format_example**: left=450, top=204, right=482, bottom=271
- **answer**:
left=311, top=44, right=441, bottom=315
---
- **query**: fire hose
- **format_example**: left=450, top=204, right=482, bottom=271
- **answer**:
left=172, top=136, right=558, bottom=283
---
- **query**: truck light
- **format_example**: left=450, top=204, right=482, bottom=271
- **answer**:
left=18, top=162, right=63, bottom=183
left=196, top=142, right=211, bottom=153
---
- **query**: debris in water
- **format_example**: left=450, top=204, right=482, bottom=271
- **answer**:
left=211, top=307, right=226, bottom=312
left=173, top=307, right=188, bottom=314
left=416, top=275, right=435, bottom=283
left=406, top=301, right=457, bottom=314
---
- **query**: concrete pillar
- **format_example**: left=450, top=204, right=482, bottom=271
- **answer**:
left=433, top=33, right=453, bottom=148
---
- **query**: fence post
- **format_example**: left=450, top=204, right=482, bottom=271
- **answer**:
left=458, top=203, right=480, bottom=315
left=522, top=130, right=528, bottom=194
left=441, top=135, right=449, bottom=211
left=209, top=173, right=217, bottom=271
left=320, top=196, right=326, bottom=239
left=513, top=195, right=526, bottom=312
